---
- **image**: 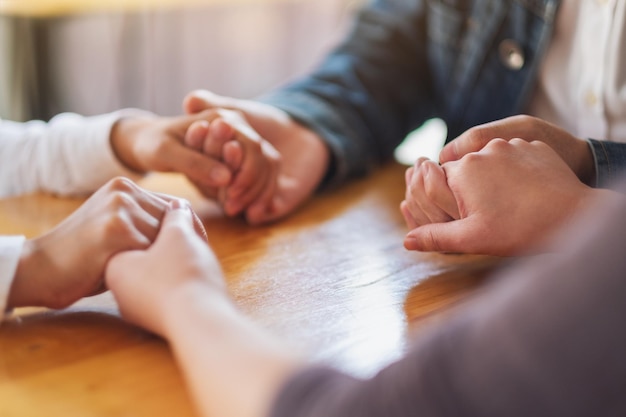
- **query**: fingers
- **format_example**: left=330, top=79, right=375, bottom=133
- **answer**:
left=439, top=115, right=544, bottom=163
left=185, top=120, right=211, bottom=151
left=191, top=210, right=209, bottom=243
left=404, top=222, right=457, bottom=253
left=114, top=201, right=161, bottom=246
left=419, top=160, right=459, bottom=219
left=184, top=109, right=281, bottom=219
left=158, top=199, right=206, bottom=244
left=183, top=90, right=238, bottom=114
left=244, top=157, right=280, bottom=224
left=95, top=178, right=164, bottom=246
left=161, top=199, right=194, bottom=228
left=149, top=191, right=208, bottom=243
left=184, top=114, right=247, bottom=195
left=225, top=139, right=280, bottom=215
left=203, top=119, right=236, bottom=159
left=403, top=158, right=459, bottom=227
left=121, top=182, right=171, bottom=221
left=439, top=126, right=494, bottom=163
left=400, top=200, right=419, bottom=230
left=223, top=141, right=243, bottom=171
left=183, top=118, right=237, bottom=191
left=167, top=141, right=232, bottom=187
left=403, top=220, right=476, bottom=254
left=98, top=178, right=206, bottom=251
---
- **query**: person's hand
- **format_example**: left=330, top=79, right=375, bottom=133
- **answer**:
left=183, top=90, right=330, bottom=224
left=405, top=139, right=609, bottom=256
left=105, top=200, right=223, bottom=337
left=107, top=200, right=303, bottom=417
left=109, top=111, right=235, bottom=190
left=7, top=177, right=200, bottom=309
left=183, top=109, right=282, bottom=222
left=439, top=115, right=596, bottom=185
left=400, top=157, right=459, bottom=230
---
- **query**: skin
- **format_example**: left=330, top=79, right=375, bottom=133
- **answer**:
left=105, top=176, right=625, bottom=417
left=400, top=157, right=459, bottom=229
left=401, top=115, right=599, bottom=234
left=106, top=201, right=302, bottom=417
left=182, top=109, right=282, bottom=223
left=8, top=177, right=204, bottom=310
left=183, top=90, right=330, bottom=225
left=439, top=115, right=597, bottom=185
left=109, top=110, right=238, bottom=189
left=179, top=92, right=606, bottom=255
left=402, top=139, right=616, bottom=256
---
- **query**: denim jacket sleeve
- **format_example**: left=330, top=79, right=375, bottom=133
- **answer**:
left=259, top=0, right=561, bottom=188
left=587, top=139, right=626, bottom=188
left=259, top=0, right=435, bottom=188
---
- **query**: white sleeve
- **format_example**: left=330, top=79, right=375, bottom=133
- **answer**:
left=0, top=109, right=153, bottom=198
left=0, top=236, right=25, bottom=318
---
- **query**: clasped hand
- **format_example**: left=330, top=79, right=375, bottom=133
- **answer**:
left=401, top=116, right=604, bottom=256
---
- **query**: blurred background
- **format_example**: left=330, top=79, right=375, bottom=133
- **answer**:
left=0, top=0, right=361, bottom=122
left=0, top=0, right=446, bottom=162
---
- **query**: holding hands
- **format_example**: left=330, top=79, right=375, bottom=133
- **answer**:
left=182, top=90, right=330, bottom=225
left=110, top=111, right=235, bottom=190
left=105, top=199, right=222, bottom=337
left=8, top=177, right=202, bottom=310
left=182, top=108, right=282, bottom=224
left=402, top=116, right=615, bottom=256
left=439, top=115, right=597, bottom=185
left=112, top=90, right=329, bottom=226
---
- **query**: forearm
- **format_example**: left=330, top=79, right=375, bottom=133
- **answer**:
left=259, top=0, right=433, bottom=188
left=162, top=281, right=303, bottom=417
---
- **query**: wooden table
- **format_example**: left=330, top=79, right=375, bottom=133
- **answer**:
left=0, top=162, right=500, bottom=416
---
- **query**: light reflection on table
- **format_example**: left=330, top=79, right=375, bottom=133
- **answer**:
left=0, top=163, right=500, bottom=416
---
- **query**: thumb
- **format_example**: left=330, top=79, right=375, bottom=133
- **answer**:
left=404, top=220, right=475, bottom=254
left=184, top=90, right=234, bottom=114
left=439, top=128, right=493, bottom=164
left=439, top=140, right=461, bottom=164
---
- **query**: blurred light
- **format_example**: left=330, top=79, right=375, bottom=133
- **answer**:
left=0, top=0, right=298, bottom=17
left=394, top=118, right=447, bottom=165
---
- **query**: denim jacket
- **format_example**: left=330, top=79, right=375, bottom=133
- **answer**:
left=261, top=0, right=626, bottom=188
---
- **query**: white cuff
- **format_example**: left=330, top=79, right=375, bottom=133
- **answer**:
left=45, top=109, right=154, bottom=195
left=0, top=236, right=26, bottom=320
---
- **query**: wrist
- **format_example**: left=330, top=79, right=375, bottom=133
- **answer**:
left=161, top=279, right=304, bottom=417
left=8, top=240, right=45, bottom=308
left=161, top=280, right=238, bottom=338
left=110, top=117, right=155, bottom=173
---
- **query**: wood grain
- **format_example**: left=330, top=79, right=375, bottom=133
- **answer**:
left=0, top=162, right=501, bottom=416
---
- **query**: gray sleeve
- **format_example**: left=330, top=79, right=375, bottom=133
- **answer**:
left=269, top=180, right=626, bottom=417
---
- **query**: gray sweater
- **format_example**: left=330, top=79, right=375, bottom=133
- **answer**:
left=270, top=181, right=626, bottom=417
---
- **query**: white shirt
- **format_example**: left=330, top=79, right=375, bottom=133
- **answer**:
left=0, top=236, right=25, bottom=316
left=0, top=110, right=146, bottom=316
left=528, top=0, right=626, bottom=142
left=0, top=110, right=145, bottom=198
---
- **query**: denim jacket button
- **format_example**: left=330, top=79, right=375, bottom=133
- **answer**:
left=499, top=39, right=525, bottom=70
